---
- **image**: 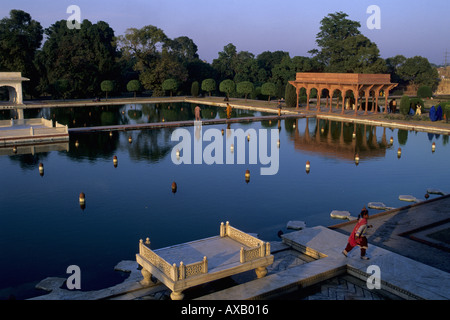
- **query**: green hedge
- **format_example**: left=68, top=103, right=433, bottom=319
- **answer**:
left=417, top=86, right=432, bottom=99
left=399, top=95, right=410, bottom=115
left=441, top=102, right=450, bottom=121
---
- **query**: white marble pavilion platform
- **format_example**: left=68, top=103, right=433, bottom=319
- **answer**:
left=136, top=222, right=274, bottom=300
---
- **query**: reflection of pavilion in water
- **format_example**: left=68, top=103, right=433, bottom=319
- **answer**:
left=0, top=142, right=69, bottom=156
left=290, top=118, right=390, bottom=162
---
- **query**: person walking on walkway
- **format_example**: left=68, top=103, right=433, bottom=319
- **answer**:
left=226, top=103, right=232, bottom=119
left=342, top=207, right=372, bottom=260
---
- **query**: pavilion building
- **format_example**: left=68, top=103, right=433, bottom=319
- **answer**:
left=289, top=73, right=398, bottom=115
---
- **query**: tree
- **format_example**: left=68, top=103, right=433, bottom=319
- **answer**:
left=285, top=83, right=297, bottom=108
left=53, top=79, right=70, bottom=100
left=332, top=34, right=386, bottom=73
left=191, top=81, right=199, bottom=97
left=0, top=10, right=43, bottom=97
left=212, top=43, right=237, bottom=80
left=386, top=55, right=407, bottom=84
left=309, top=11, right=385, bottom=73
left=36, top=19, right=118, bottom=99
left=236, top=81, right=254, bottom=101
left=101, top=80, right=114, bottom=100
left=201, top=78, right=216, bottom=96
left=116, top=25, right=188, bottom=95
left=219, top=79, right=235, bottom=100
left=417, top=86, right=432, bottom=99
left=261, top=82, right=277, bottom=102
left=162, top=79, right=178, bottom=97
left=127, top=80, right=142, bottom=98
left=232, top=51, right=260, bottom=83
left=116, top=25, right=168, bottom=71
left=271, top=56, right=323, bottom=98
left=256, top=51, right=290, bottom=78
left=170, top=36, right=199, bottom=62
left=399, top=95, right=410, bottom=116
left=397, top=56, right=439, bottom=91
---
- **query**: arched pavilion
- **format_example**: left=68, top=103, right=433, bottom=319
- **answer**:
left=289, top=73, right=397, bottom=115
left=0, top=72, right=29, bottom=119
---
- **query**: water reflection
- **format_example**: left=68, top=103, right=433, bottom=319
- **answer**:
left=6, top=102, right=264, bottom=128
left=1, top=112, right=449, bottom=301
left=289, top=118, right=391, bottom=162
left=3, top=115, right=404, bottom=167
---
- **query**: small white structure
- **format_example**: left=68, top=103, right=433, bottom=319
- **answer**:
left=0, top=72, right=28, bottom=104
left=330, top=210, right=353, bottom=220
left=0, top=118, right=69, bottom=146
left=136, top=221, right=274, bottom=300
left=399, top=195, right=420, bottom=202
left=368, top=202, right=395, bottom=211
left=0, top=72, right=29, bottom=119
left=287, top=220, right=306, bottom=230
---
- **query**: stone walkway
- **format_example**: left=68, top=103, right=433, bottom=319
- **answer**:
left=330, top=194, right=450, bottom=273
left=276, top=275, right=401, bottom=300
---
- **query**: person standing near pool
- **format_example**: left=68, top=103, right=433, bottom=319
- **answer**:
left=342, top=207, right=372, bottom=260
left=195, top=105, right=201, bottom=121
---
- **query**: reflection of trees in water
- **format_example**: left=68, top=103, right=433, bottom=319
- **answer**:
left=398, top=129, right=408, bottom=146
left=24, top=105, right=126, bottom=128
left=67, top=132, right=120, bottom=162
left=8, top=152, right=50, bottom=171
left=20, top=102, right=264, bottom=128
left=10, top=103, right=303, bottom=167
left=126, top=128, right=174, bottom=163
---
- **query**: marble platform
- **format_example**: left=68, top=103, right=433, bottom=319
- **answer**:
left=136, top=222, right=274, bottom=300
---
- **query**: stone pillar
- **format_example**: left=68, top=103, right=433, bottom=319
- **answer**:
left=16, top=108, right=24, bottom=120
left=354, top=90, right=359, bottom=115
left=364, top=90, right=370, bottom=115
left=306, top=89, right=310, bottom=111
left=384, top=94, right=389, bottom=114
left=15, top=83, right=24, bottom=104
left=316, top=88, right=321, bottom=111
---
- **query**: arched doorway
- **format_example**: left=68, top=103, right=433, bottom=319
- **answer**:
left=0, top=85, right=18, bottom=104
left=0, top=72, right=29, bottom=119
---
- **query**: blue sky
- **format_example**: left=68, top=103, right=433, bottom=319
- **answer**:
left=1, top=0, right=449, bottom=64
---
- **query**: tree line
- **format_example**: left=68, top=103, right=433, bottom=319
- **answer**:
left=0, top=10, right=440, bottom=103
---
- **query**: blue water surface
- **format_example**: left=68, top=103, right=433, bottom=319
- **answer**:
left=1, top=103, right=449, bottom=299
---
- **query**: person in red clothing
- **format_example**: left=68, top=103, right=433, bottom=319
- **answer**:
left=342, top=207, right=373, bottom=260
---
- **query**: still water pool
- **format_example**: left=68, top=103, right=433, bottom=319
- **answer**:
left=1, top=102, right=449, bottom=299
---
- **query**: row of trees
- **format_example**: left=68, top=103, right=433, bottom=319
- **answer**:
left=99, top=77, right=278, bottom=102
left=0, top=9, right=440, bottom=101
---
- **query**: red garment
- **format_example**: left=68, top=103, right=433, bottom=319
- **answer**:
left=348, top=218, right=368, bottom=248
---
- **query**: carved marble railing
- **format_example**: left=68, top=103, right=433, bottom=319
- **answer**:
left=139, top=222, right=271, bottom=283
left=220, top=221, right=271, bottom=263
left=139, top=238, right=208, bottom=281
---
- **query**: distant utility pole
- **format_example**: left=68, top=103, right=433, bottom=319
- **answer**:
left=444, top=49, right=449, bottom=68
left=445, top=50, right=449, bottom=92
